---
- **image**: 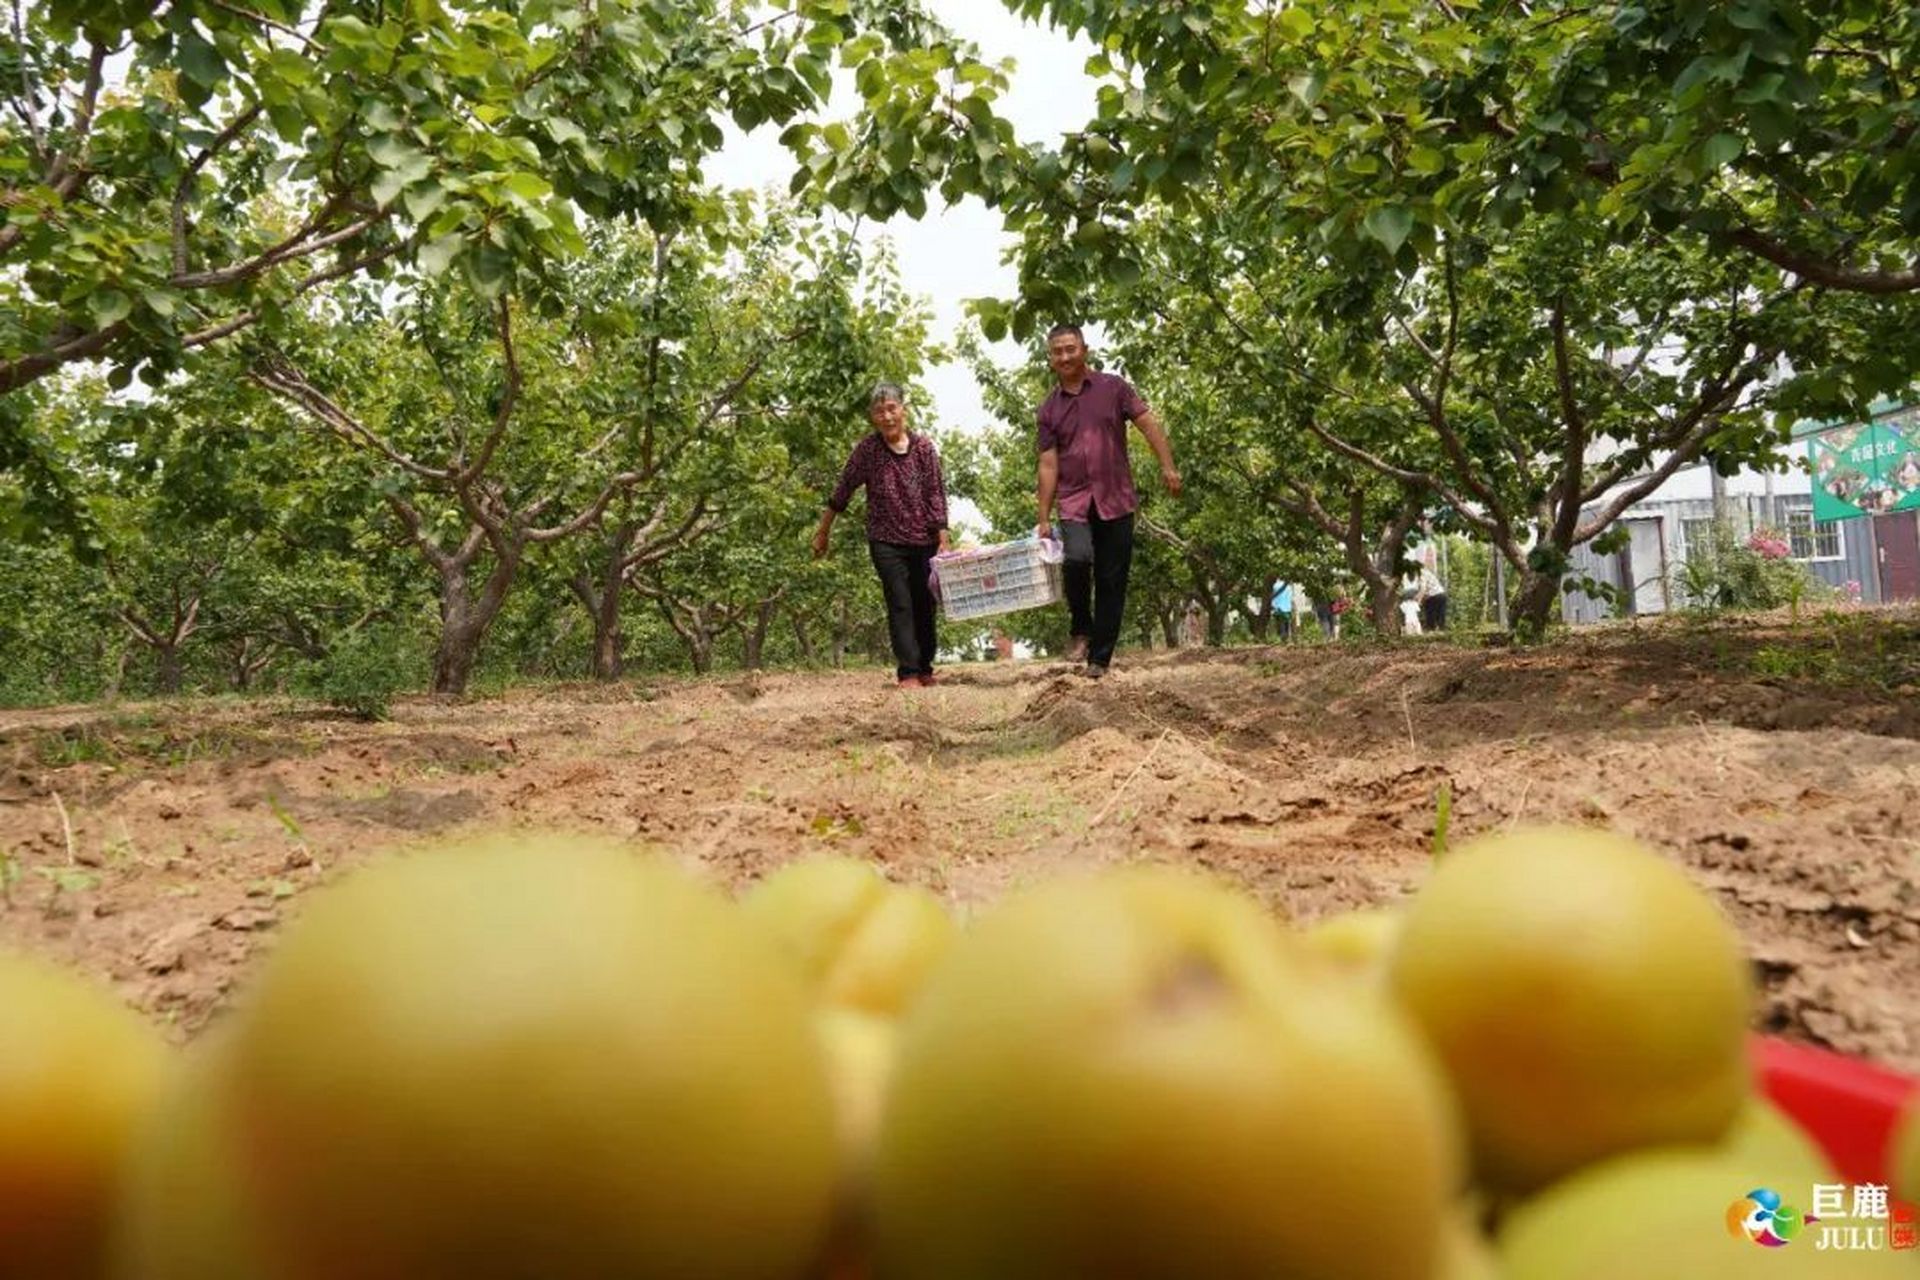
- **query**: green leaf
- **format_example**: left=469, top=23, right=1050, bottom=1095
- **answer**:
left=1287, top=71, right=1325, bottom=108
left=371, top=167, right=407, bottom=208
left=176, top=29, right=225, bottom=89
left=501, top=172, right=553, bottom=203
left=87, top=289, right=132, bottom=328
left=1363, top=204, right=1415, bottom=255
left=1276, top=8, right=1314, bottom=40
left=402, top=181, right=446, bottom=222
left=1701, top=132, right=1745, bottom=171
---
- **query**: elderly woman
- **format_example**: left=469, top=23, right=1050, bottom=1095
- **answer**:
left=812, top=383, right=952, bottom=687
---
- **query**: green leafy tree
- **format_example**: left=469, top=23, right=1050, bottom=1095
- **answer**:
left=0, top=0, right=1015, bottom=409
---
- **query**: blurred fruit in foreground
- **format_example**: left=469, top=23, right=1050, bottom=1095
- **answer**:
left=1716, top=1094, right=1834, bottom=1185
left=817, top=1007, right=897, bottom=1194
left=1298, top=907, right=1402, bottom=977
left=741, top=856, right=957, bottom=1017
left=873, top=867, right=1461, bottom=1280
left=0, top=950, right=169, bottom=1280
left=1892, top=1091, right=1920, bottom=1205
left=219, top=834, right=838, bottom=1280
left=114, top=1041, right=263, bottom=1280
left=1389, top=826, right=1752, bottom=1193
left=1435, top=1204, right=1499, bottom=1280
left=1498, top=1150, right=1912, bottom=1279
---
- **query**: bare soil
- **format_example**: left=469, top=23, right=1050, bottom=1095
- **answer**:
left=3, top=610, right=1918, bottom=1072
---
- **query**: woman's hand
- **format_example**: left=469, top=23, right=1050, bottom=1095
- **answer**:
left=810, top=527, right=830, bottom=560
left=936, top=530, right=951, bottom=555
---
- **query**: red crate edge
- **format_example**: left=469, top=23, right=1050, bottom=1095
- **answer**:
left=1755, top=1034, right=1918, bottom=1186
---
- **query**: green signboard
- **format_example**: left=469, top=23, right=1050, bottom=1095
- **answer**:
left=1806, top=405, right=1920, bottom=522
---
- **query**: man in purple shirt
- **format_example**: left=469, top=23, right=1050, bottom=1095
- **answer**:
left=813, top=383, right=951, bottom=687
left=1034, top=324, right=1181, bottom=677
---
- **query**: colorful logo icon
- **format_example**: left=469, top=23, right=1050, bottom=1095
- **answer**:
left=1728, top=1188, right=1804, bottom=1247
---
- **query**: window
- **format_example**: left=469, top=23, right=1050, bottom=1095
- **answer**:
left=1782, top=499, right=1844, bottom=561
left=1681, top=517, right=1721, bottom=564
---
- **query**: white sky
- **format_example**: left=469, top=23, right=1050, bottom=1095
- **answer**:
left=707, top=2, right=1100, bottom=453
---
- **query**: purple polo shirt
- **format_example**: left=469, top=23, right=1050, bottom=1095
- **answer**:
left=1036, top=369, right=1151, bottom=521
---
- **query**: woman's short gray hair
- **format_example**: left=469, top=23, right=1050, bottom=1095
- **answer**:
left=868, top=382, right=907, bottom=409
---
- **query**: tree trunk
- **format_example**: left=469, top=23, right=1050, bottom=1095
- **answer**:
left=1205, top=599, right=1229, bottom=647
left=687, top=625, right=714, bottom=675
left=1367, top=580, right=1402, bottom=636
left=433, top=558, right=516, bottom=695
left=1512, top=569, right=1562, bottom=641
left=743, top=597, right=778, bottom=671
left=590, top=603, right=624, bottom=681
left=1159, top=607, right=1179, bottom=648
left=831, top=600, right=851, bottom=667
left=1247, top=578, right=1276, bottom=642
left=790, top=613, right=816, bottom=665
left=154, top=643, right=184, bottom=695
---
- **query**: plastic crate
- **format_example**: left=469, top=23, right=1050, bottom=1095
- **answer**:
left=1756, top=1035, right=1918, bottom=1185
left=931, top=537, right=1064, bottom=623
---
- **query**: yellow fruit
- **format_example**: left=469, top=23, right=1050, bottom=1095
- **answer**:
left=815, top=1009, right=899, bottom=1280
left=1499, top=1149, right=1912, bottom=1279
left=1716, top=1094, right=1833, bottom=1185
left=221, top=834, right=838, bottom=1280
left=873, top=867, right=1462, bottom=1280
left=741, top=856, right=958, bottom=1017
left=0, top=951, right=169, bottom=1280
left=1298, top=907, right=1402, bottom=976
left=1388, top=826, right=1752, bottom=1193
left=113, top=1039, right=266, bottom=1280
left=1892, top=1092, right=1920, bottom=1205
left=1436, top=1204, right=1499, bottom=1280
left=817, top=1007, right=897, bottom=1191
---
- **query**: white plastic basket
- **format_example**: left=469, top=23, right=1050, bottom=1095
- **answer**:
left=931, top=537, right=1065, bottom=623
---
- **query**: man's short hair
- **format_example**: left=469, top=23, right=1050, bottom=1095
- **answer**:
left=868, top=381, right=906, bottom=408
left=1045, top=323, right=1085, bottom=345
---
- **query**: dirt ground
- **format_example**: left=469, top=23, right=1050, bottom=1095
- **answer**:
left=3, top=609, right=1918, bottom=1074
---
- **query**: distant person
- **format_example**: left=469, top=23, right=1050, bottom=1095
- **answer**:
left=1180, top=600, right=1205, bottom=648
left=1271, top=581, right=1294, bottom=641
left=813, top=383, right=950, bottom=688
left=1418, top=564, right=1449, bottom=633
left=1033, top=324, right=1181, bottom=678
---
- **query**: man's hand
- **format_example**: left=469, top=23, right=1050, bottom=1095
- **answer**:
left=1161, top=465, right=1184, bottom=497
left=1036, top=520, right=1052, bottom=542
left=936, top=530, right=951, bottom=554
left=810, top=527, right=830, bottom=560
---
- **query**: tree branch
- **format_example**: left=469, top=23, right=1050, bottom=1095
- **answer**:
left=1548, top=295, right=1588, bottom=549
left=172, top=103, right=267, bottom=278
left=1729, top=227, right=1920, bottom=294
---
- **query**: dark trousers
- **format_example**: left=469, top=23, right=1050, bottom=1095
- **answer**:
left=1060, top=510, right=1135, bottom=668
left=870, top=540, right=938, bottom=679
left=1421, top=594, right=1448, bottom=633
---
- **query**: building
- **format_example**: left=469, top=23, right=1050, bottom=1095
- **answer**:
left=1562, top=403, right=1919, bottom=624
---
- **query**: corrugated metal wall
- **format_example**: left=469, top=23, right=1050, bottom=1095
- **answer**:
left=1561, top=496, right=1880, bottom=624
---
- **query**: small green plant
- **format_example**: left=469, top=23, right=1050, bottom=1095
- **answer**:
left=296, top=624, right=419, bottom=721
left=1432, top=780, right=1452, bottom=860
left=0, top=848, right=21, bottom=906
left=34, top=866, right=99, bottom=895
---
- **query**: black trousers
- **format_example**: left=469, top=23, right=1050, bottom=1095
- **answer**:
left=1060, top=510, right=1135, bottom=668
left=870, top=540, right=938, bottom=679
left=1421, top=593, right=1448, bottom=633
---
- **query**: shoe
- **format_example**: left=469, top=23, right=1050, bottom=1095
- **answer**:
left=917, top=672, right=937, bottom=687
left=1065, top=635, right=1090, bottom=663
left=1080, top=662, right=1108, bottom=680
left=897, top=676, right=920, bottom=689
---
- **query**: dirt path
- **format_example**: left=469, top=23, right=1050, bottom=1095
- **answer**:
left=3, top=612, right=1917, bottom=1072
